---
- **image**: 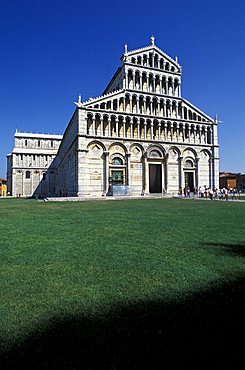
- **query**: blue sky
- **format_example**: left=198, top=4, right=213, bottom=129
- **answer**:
left=0, top=0, right=244, bottom=178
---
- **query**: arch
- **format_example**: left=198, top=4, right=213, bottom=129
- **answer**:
left=200, top=149, right=211, bottom=158
left=149, top=73, right=154, bottom=92
left=87, top=140, right=106, bottom=152
left=146, top=143, right=166, bottom=158
left=87, top=113, right=93, bottom=135
left=184, top=158, right=195, bottom=168
left=154, top=54, right=159, bottom=68
left=155, top=74, right=161, bottom=93
left=108, top=142, right=128, bottom=154
left=142, top=72, right=147, bottom=92
left=168, top=146, right=181, bottom=157
left=135, top=70, right=140, bottom=90
left=128, top=69, right=134, bottom=89
left=137, top=56, right=142, bottom=65
left=183, top=147, right=197, bottom=158
left=129, top=142, right=144, bottom=154
left=139, top=96, right=145, bottom=114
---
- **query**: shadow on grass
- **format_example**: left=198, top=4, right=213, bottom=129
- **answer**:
left=203, top=242, right=245, bottom=258
left=1, top=277, right=245, bottom=369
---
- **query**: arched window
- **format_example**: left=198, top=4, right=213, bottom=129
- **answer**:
left=26, top=171, right=31, bottom=179
left=112, top=157, right=123, bottom=165
left=184, top=159, right=193, bottom=168
left=149, top=150, right=161, bottom=158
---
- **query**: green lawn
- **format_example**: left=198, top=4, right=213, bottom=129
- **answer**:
left=0, top=198, right=244, bottom=368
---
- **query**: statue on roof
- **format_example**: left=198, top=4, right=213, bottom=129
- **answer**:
left=124, top=44, right=128, bottom=54
left=150, top=35, right=155, bottom=46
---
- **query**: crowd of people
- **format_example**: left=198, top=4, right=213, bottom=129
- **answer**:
left=178, top=186, right=241, bottom=201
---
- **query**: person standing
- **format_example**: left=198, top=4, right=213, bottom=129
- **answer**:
left=224, top=188, right=228, bottom=201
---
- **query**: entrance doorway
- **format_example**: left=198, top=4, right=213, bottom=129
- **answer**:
left=110, top=170, right=124, bottom=185
left=149, top=164, right=162, bottom=193
left=184, top=172, right=194, bottom=192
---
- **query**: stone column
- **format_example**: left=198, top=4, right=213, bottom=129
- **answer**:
left=136, top=97, right=139, bottom=114
left=165, top=154, right=169, bottom=192
left=108, top=117, right=111, bottom=137
left=175, top=123, right=179, bottom=142
left=142, top=152, right=148, bottom=194
left=137, top=121, right=140, bottom=139
left=125, top=71, right=128, bottom=89
left=115, top=119, right=119, bottom=137
left=209, top=157, right=212, bottom=188
left=146, top=74, right=149, bottom=92
left=101, top=117, right=104, bottom=137
left=170, top=123, right=173, bottom=141
left=144, top=98, right=147, bottom=115
left=195, top=157, right=199, bottom=190
left=158, top=123, right=161, bottom=140
left=150, top=121, right=154, bottom=140
left=126, top=153, right=131, bottom=189
left=103, top=151, right=110, bottom=195
left=163, top=102, right=166, bottom=118
left=133, top=71, right=136, bottom=90
left=164, top=123, right=167, bottom=140
left=139, top=72, right=142, bottom=90
left=130, top=96, right=133, bottom=113
left=193, top=125, right=197, bottom=144
left=179, top=156, right=183, bottom=191
left=157, top=102, right=160, bottom=117
left=204, top=127, right=207, bottom=144
left=130, top=122, right=133, bottom=138
left=92, top=118, right=96, bottom=136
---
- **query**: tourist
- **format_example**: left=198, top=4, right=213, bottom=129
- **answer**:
left=224, top=188, right=228, bottom=201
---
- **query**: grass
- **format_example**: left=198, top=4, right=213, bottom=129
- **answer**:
left=0, top=198, right=244, bottom=369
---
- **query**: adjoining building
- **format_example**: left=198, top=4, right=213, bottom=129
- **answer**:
left=236, top=173, right=245, bottom=190
left=7, top=132, right=63, bottom=197
left=0, top=178, right=7, bottom=197
left=7, top=37, right=219, bottom=198
left=219, top=172, right=240, bottom=190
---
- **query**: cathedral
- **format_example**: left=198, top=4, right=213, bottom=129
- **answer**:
left=7, top=37, right=219, bottom=198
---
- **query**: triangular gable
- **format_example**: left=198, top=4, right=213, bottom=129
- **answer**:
left=182, top=98, right=214, bottom=122
left=122, top=44, right=180, bottom=70
left=76, top=88, right=125, bottom=108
